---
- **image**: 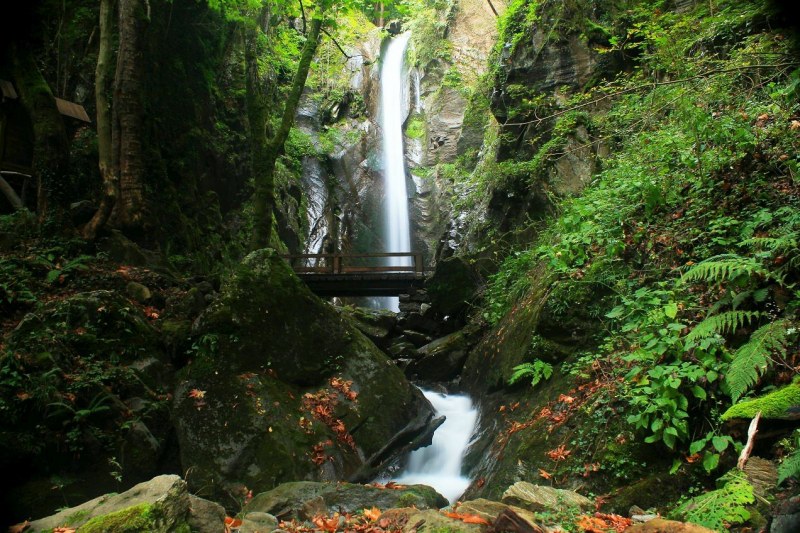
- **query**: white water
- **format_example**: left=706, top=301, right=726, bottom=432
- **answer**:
left=393, top=390, right=478, bottom=504
left=377, top=33, right=413, bottom=312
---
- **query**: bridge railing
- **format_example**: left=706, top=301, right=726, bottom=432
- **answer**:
left=283, top=252, right=425, bottom=275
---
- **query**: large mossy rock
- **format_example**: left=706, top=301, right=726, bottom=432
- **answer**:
left=426, top=256, right=482, bottom=320
left=501, top=482, right=592, bottom=513
left=28, top=475, right=202, bottom=532
left=243, top=481, right=448, bottom=519
left=173, top=249, right=436, bottom=502
left=406, top=328, right=472, bottom=382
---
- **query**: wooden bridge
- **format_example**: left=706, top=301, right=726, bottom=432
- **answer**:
left=283, top=252, right=426, bottom=297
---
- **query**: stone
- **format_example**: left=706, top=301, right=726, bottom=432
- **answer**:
left=501, top=482, right=592, bottom=514
left=69, top=199, right=97, bottom=225
left=126, top=281, right=152, bottom=302
left=174, top=249, right=437, bottom=501
left=426, top=256, right=481, bottom=319
left=240, top=511, right=279, bottom=533
left=771, top=494, right=800, bottom=533
left=458, top=498, right=542, bottom=530
left=28, top=475, right=190, bottom=532
left=406, top=329, right=470, bottom=382
left=187, top=494, right=226, bottom=533
left=243, top=481, right=448, bottom=520
left=625, top=518, right=716, bottom=533
left=100, top=229, right=164, bottom=268
left=402, top=329, right=433, bottom=348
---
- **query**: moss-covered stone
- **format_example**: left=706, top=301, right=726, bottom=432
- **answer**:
left=426, top=256, right=482, bottom=319
left=722, top=384, right=800, bottom=420
left=174, top=249, right=436, bottom=501
left=79, top=503, right=157, bottom=533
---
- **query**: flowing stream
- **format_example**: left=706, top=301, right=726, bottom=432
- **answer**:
left=377, top=32, right=413, bottom=312
left=393, top=390, right=478, bottom=504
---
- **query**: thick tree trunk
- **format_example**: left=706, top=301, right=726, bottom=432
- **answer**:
left=251, top=15, right=324, bottom=249
left=114, top=0, right=148, bottom=229
left=9, top=43, right=70, bottom=222
left=82, top=0, right=117, bottom=240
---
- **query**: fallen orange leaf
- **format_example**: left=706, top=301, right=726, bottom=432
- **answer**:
left=363, top=507, right=381, bottom=522
left=442, top=512, right=490, bottom=525
left=539, top=468, right=552, bottom=479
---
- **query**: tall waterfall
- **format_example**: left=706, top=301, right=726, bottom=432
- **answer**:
left=378, top=33, right=413, bottom=311
left=393, top=390, right=478, bottom=503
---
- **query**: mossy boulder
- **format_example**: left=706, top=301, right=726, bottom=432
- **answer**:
left=426, top=256, right=482, bottom=319
left=722, top=384, right=800, bottom=421
left=242, top=481, right=448, bottom=519
left=28, top=475, right=195, bottom=532
left=174, top=249, right=436, bottom=501
left=406, top=328, right=472, bottom=382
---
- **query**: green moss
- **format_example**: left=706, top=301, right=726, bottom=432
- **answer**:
left=722, top=384, right=800, bottom=421
left=79, top=503, right=155, bottom=533
left=65, top=509, right=91, bottom=525
left=405, top=116, right=426, bottom=140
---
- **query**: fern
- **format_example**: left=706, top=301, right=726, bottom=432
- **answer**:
left=685, top=311, right=760, bottom=344
left=681, top=254, right=766, bottom=284
left=778, top=447, right=800, bottom=485
left=726, top=319, right=793, bottom=402
left=508, top=359, right=553, bottom=388
left=673, top=470, right=754, bottom=532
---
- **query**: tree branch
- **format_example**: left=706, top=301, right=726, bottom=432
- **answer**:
left=0, top=175, right=25, bottom=211
left=486, top=0, right=499, bottom=17
left=298, top=0, right=306, bottom=34
left=503, top=62, right=799, bottom=127
left=322, top=28, right=368, bottom=63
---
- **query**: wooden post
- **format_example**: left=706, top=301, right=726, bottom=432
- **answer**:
left=414, top=253, right=423, bottom=274
left=332, top=254, right=341, bottom=274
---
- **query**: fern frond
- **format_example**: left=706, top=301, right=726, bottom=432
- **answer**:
left=685, top=311, right=760, bottom=344
left=681, top=254, right=766, bottom=284
left=778, top=447, right=800, bottom=485
left=726, top=319, right=792, bottom=402
left=743, top=233, right=799, bottom=255
left=673, top=470, right=754, bottom=532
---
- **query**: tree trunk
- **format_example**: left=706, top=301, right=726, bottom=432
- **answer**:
left=114, top=0, right=148, bottom=230
left=251, top=15, right=324, bottom=249
left=9, top=43, right=69, bottom=221
left=82, top=0, right=117, bottom=240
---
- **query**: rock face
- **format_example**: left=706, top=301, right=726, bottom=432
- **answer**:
left=406, top=329, right=471, bottom=382
left=173, top=250, right=436, bottom=501
left=28, top=475, right=203, bottom=532
left=243, top=481, right=448, bottom=520
left=501, top=482, right=593, bottom=513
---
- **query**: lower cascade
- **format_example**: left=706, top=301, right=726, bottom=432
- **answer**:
left=392, top=390, right=478, bottom=503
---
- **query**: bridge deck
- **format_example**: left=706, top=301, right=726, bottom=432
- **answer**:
left=283, top=252, right=426, bottom=297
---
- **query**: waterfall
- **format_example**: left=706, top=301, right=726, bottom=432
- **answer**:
left=377, top=33, right=413, bottom=312
left=392, top=390, right=478, bottom=504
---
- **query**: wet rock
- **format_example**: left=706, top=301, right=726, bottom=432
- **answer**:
left=406, top=329, right=470, bottom=381
left=348, top=307, right=398, bottom=347
left=426, top=256, right=481, bottom=319
left=28, top=475, right=191, bottom=532
left=626, top=518, right=716, bottom=532
left=402, top=329, right=433, bottom=348
left=501, top=482, right=592, bottom=514
left=174, top=249, right=436, bottom=501
left=771, top=494, right=800, bottom=533
left=187, top=494, right=227, bottom=533
left=100, top=229, right=165, bottom=268
left=243, top=481, right=448, bottom=520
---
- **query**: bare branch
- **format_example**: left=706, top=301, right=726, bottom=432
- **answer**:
left=322, top=28, right=368, bottom=64
left=486, top=0, right=499, bottom=17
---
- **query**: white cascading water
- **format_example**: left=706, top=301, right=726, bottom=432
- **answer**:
left=378, top=33, right=413, bottom=312
left=393, top=390, right=478, bottom=504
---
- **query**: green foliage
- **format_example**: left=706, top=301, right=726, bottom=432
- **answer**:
left=508, top=359, right=553, bottom=388
left=777, top=430, right=800, bottom=485
left=684, top=311, right=760, bottom=345
left=726, top=319, right=795, bottom=402
left=681, top=255, right=768, bottom=285
left=672, top=470, right=755, bottom=532
left=482, top=249, right=537, bottom=324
